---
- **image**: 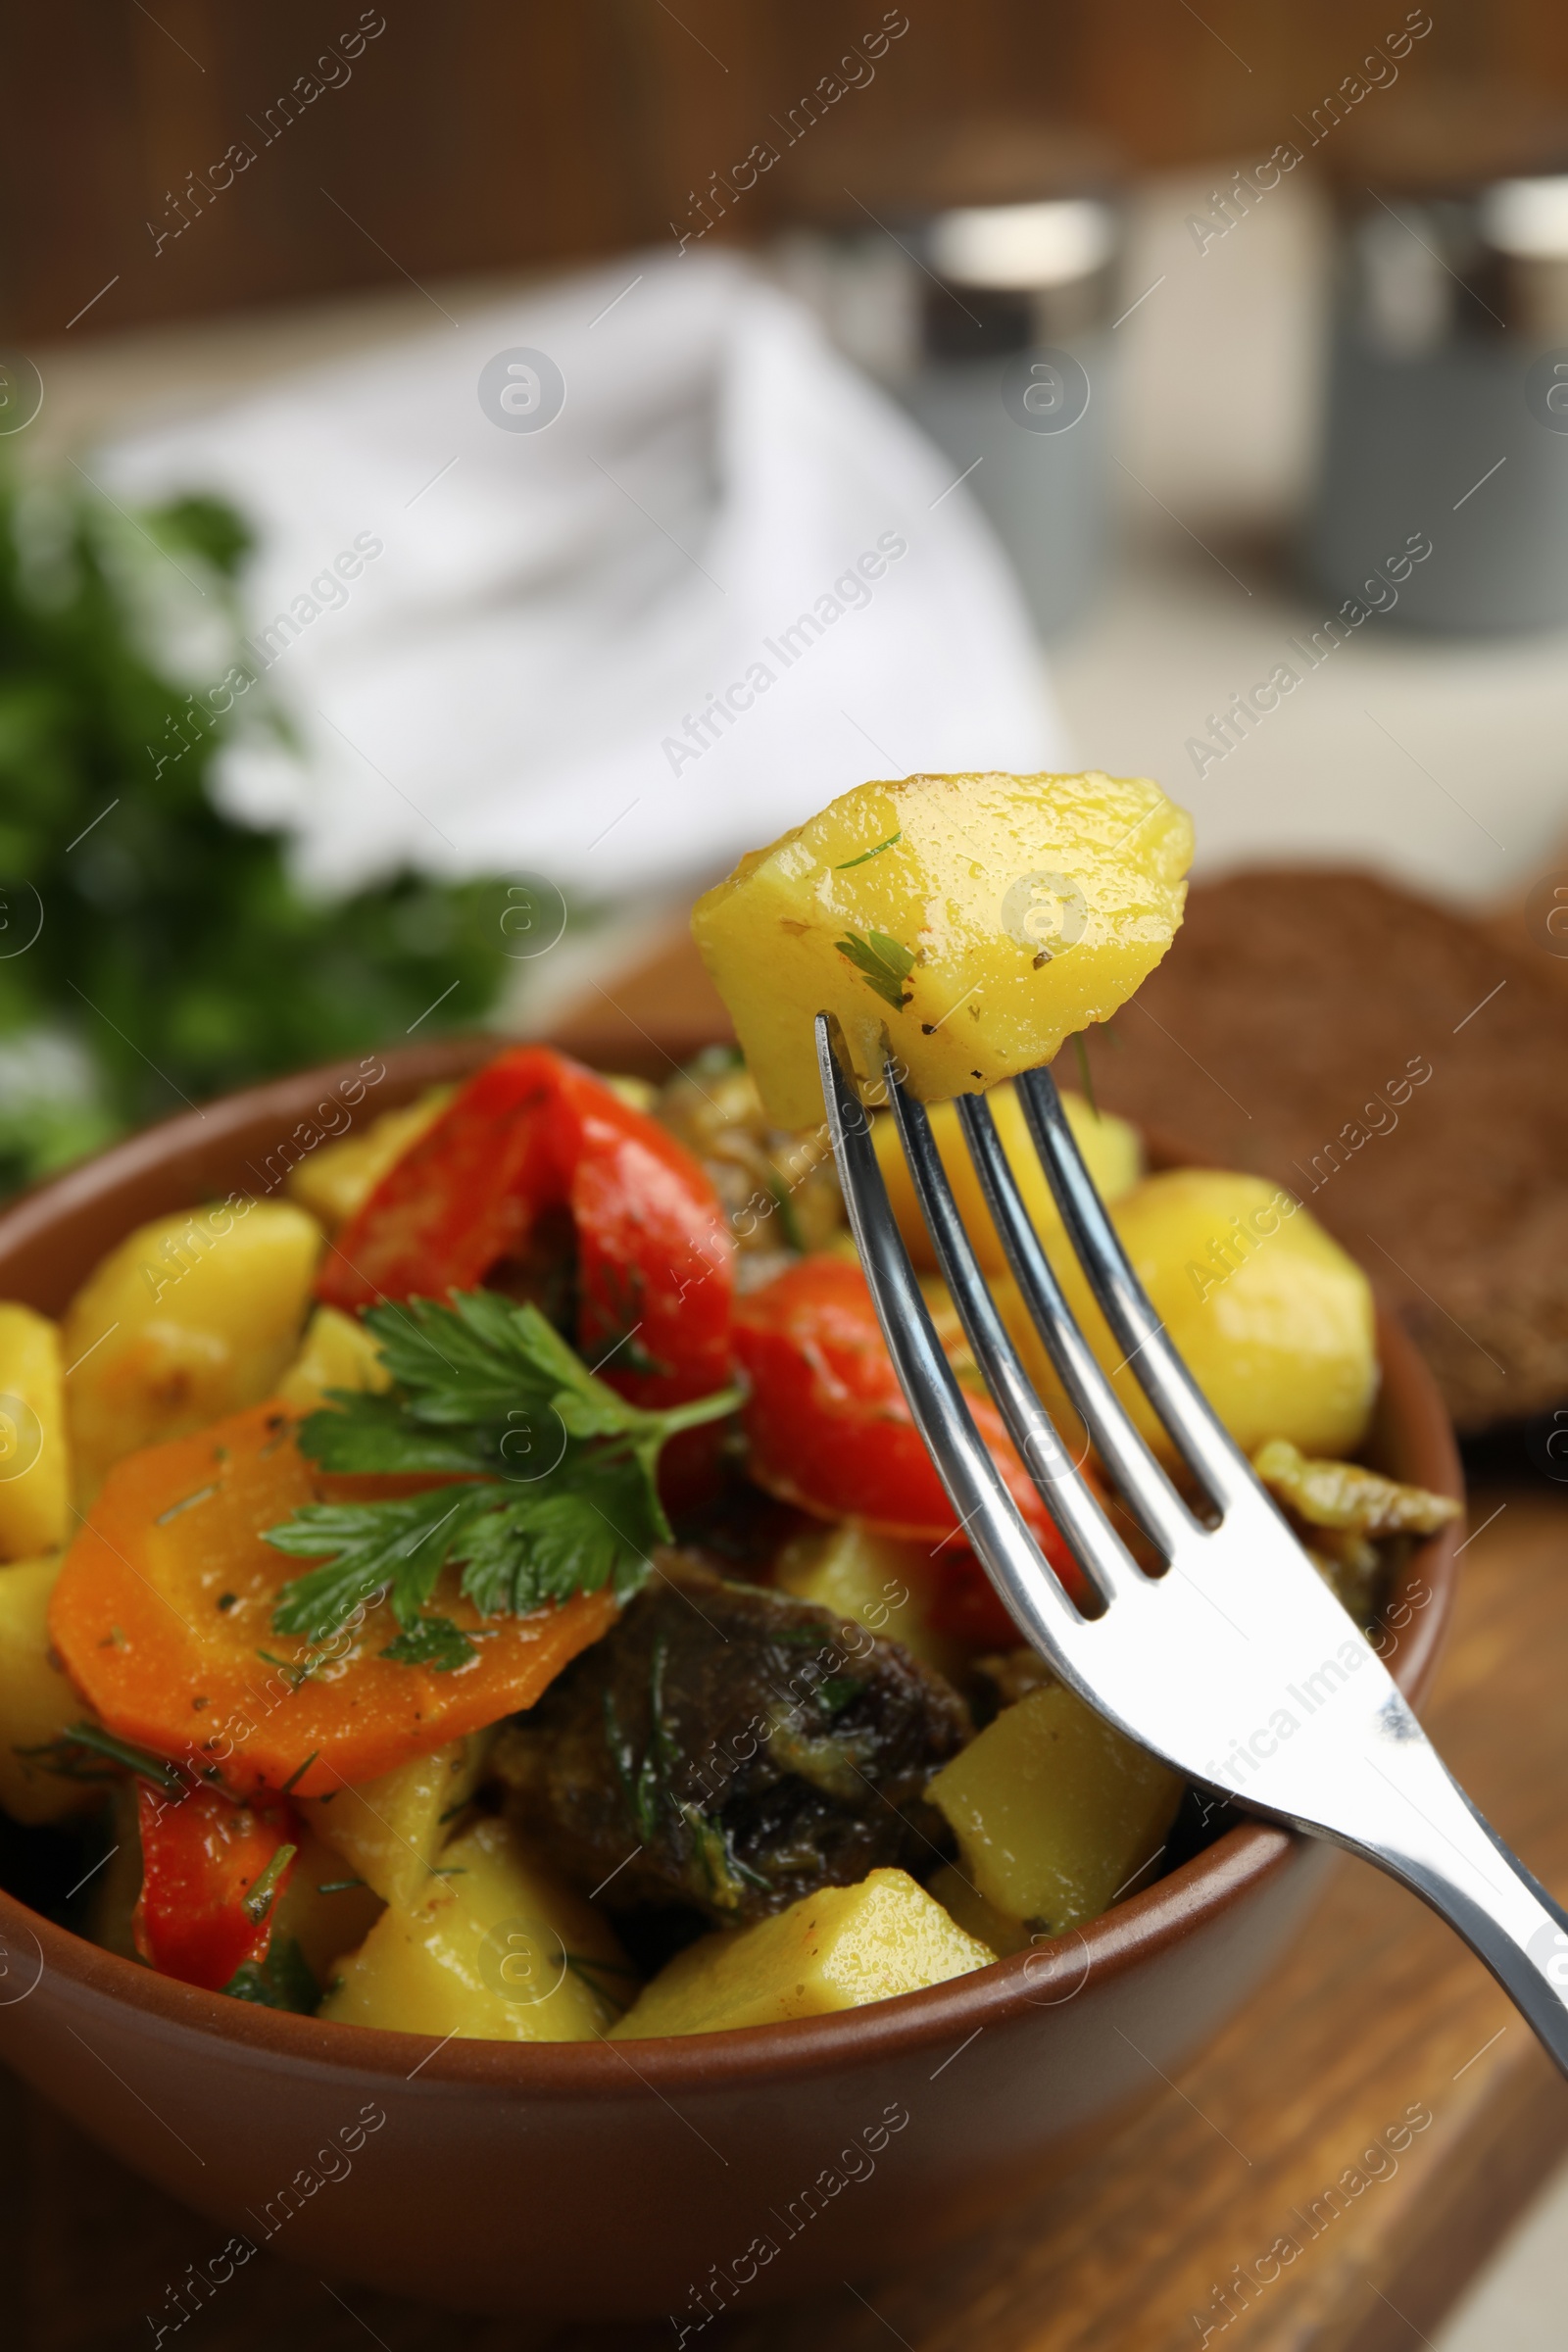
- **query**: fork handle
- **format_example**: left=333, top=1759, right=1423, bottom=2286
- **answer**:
left=1312, top=1729, right=1568, bottom=2074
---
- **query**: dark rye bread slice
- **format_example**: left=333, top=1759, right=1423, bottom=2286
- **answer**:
left=1080, top=868, right=1568, bottom=1433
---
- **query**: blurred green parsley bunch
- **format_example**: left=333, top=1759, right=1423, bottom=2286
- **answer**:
left=0, top=469, right=533, bottom=1198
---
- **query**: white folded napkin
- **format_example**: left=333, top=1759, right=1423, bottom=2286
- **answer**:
left=106, top=249, right=1063, bottom=900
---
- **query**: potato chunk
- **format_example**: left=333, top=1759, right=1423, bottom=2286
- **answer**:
left=63, top=1200, right=321, bottom=1504
left=301, top=1735, right=492, bottom=1910
left=0, top=1304, right=69, bottom=1559
left=692, top=771, right=1193, bottom=1128
left=999, top=1168, right=1378, bottom=1461
left=0, top=1555, right=103, bottom=1824
left=276, top=1304, right=391, bottom=1411
left=873, top=1085, right=1142, bottom=1275
left=773, top=1523, right=963, bottom=1679
left=929, top=1684, right=1183, bottom=1936
left=611, top=1868, right=995, bottom=2038
left=286, top=1087, right=453, bottom=1233
left=319, top=1814, right=633, bottom=2041
left=268, top=1821, right=385, bottom=1983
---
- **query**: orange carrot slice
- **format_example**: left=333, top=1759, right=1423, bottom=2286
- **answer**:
left=49, top=1401, right=615, bottom=1798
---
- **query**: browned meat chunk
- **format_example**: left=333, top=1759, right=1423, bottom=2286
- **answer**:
left=494, top=1552, right=969, bottom=1923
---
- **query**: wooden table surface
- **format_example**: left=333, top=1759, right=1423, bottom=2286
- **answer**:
left=7, top=945, right=1568, bottom=2352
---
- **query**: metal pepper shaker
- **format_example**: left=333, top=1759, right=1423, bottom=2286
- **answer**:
left=777, top=122, right=1125, bottom=640
left=1304, top=88, right=1568, bottom=632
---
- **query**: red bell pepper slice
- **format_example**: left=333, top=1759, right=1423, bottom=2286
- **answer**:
left=319, top=1048, right=733, bottom=1409
left=923, top=1546, right=1029, bottom=1649
left=734, top=1253, right=1089, bottom=1623
left=132, top=1780, right=299, bottom=1991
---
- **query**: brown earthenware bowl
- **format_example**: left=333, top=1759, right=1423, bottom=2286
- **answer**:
left=0, top=1038, right=1463, bottom=2324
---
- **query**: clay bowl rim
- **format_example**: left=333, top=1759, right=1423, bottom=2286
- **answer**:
left=0, top=1035, right=1465, bottom=2093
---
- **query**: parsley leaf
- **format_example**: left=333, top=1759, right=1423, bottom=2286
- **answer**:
left=379, top=1615, right=477, bottom=1672
left=361, top=1289, right=575, bottom=1428
left=456, top=1470, right=655, bottom=1616
left=262, top=1292, right=740, bottom=1654
left=267, top=1486, right=484, bottom=1645
left=294, top=1392, right=487, bottom=1476
left=835, top=930, right=916, bottom=1011
left=0, top=474, right=521, bottom=1204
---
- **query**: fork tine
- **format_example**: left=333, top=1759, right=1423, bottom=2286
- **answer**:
left=953, top=1090, right=1200, bottom=1558
left=886, top=1065, right=1155, bottom=1606
left=813, top=1016, right=1084, bottom=1653
left=1015, top=1066, right=1259, bottom=1508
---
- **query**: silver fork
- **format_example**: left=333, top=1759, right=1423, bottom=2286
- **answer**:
left=816, top=1014, right=1568, bottom=2077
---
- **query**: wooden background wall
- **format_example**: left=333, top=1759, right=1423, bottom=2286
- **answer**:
left=7, top=0, right=1568, bottom=342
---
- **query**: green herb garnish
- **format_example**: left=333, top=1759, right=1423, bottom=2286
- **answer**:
left=563, top=1953, right=640, bottom=2014
left=600, top=1630, right=684, bottom=1850
left=1070, top=1031, right=1099, bottom=1119
left=835, top=831, right=902, bottom=870
left=0, top=475, right=526, bottom=1202
left=242, top=1841, right=297, bottom=1926
left=255, top=1647, right=317, bottom=1691
left=222, top=1935, right=319, bottom=2013
left=262, top=1291, right=741, bottom=1651
left=154, top=1483, right=220, bottom=1526
left=379, top=1614, right=476, bottom=1672
left=835, top=930, right=916, bottom=1012
left=16, top=1720, right=184, bottom=1791
left=762, top=1161, right=805, bottom=1253
left=680, top=1805, right=771, bottom=1907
